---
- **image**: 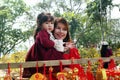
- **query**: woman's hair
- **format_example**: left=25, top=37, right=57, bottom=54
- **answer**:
left=100, top=45, right=108, bottom=57
left=34, top=12, right=54, bottom=40
left=54, top=17, right=71, bottom=42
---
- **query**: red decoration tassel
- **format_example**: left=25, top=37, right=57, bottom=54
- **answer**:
left=108, top=59, right=116, bottom=69
left=36, top=61, right=38, bottom=73
left=98, top=58, right=103, bottom=69
left=8, top=63, right=10, bottom=75
left=43, top=63, right=46, bottom=76
left=86, top=60, right=95, bottom=80
left=35, top=61, right=39, bottom=80
left=59, top=61, right=63, bottom=72
left=49, top=67, right=53, bottom=80
left=20, top=64, right=22, bottom=80
left=71, top=57, right=74, bottom=67
left=4, top=63, right=12, bottom=80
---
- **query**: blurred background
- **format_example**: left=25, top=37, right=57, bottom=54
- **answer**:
left=0, top=0, right=120, bottom=62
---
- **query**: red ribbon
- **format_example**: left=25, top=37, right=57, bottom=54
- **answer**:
left=59, top=61, right=63, bottom=72
left=49, top=67, right=53, bottom=80
left=36, top=61, right=38, bottom=73
left=71, top=57, right=74, bottom=67
left=86, top=60, right=95, bottom=80
left=108, top=59, right=116, bottom=69
left=20, top=64, right=22, bottom=80
left=98, top=58, right=103, bottom=69
left=43, top=63, right=46, bottom=76
left=35, top=61, right=39, bottom=80
left=7, top=63, right=10, bottom=75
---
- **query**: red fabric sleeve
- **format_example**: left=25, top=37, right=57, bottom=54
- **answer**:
left=37, top=30, right=55, bottom=48
left=69, top=48, right=80, bottom=59
left=63, top=48, right=80, bottom=59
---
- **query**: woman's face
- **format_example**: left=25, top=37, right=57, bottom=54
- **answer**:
left=54, top=23, right=67, bottom=40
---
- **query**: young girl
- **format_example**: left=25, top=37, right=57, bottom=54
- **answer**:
left=23, top=12, right=66, bottom=78
left=35, top=12, right=64, bottom=52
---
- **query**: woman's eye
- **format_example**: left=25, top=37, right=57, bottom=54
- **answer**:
left=63, top=28, right=67, bottom=31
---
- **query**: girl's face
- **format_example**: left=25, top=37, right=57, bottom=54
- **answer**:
left=42, top=21, right=54, bottom=32
left=54, top=23, right=67, bottom=40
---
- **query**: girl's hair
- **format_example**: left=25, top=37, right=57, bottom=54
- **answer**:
left=54, top=17, right=71, bottom=42
left=34, top=12, right=54, bottom=40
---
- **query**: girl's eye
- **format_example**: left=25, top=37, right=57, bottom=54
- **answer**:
left=51, top=22, right=54, bottom=24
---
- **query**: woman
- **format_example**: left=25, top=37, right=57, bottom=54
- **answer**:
left=22, top=13, right=72, bottom=77
left=100, top=41, right=113, bottom=68
left=22, top=15, right=80, bottom=78
left=53, top=17, right=80, bottom=60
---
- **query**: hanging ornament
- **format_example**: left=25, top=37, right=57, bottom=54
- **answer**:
left=30, top=61, right=47, bottom=80
left=4, top=63, right=12, bottom=80
left=56, top=61, right=68, bottom=80
left=98, top=58, right=103, bottom=69
left=96, top=59, right=107, bottom=80
left=69, top=58, right=86, bottom=80
left=107, top=59, right=117, bottom=79
left=86, top=60, right=95, bottom=80
left=19, top=64, right=22, bottom=80
left=49, top=66, right=53, bottom=80
left=57, top=72, right=67, bottom=80
left=72, top=67, right=80, bottom=80
left=4, top=76, right=12, bottom=80
left=43, top=63, right=47, bottom=79
left=62, top=67, right=73, bottom=79
left=96, top=68, right=107, bottom=80
left=30, top=73, right=45, bottom=80
left=59, top=61, right=63, bottom=72
left=108, top=59, right=116, bottom=69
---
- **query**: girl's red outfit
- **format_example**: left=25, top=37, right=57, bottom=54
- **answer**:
left=22, top=30, right=64, bottom=78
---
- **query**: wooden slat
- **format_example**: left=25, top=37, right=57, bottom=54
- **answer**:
left=0, top=57, right=120, bottom=69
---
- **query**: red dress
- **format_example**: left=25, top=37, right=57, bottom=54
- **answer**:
left=63, top=48, right=80, bottom=59
left=63, top=48, right=87, bottom=80
left=22, top=30, right=64, bottom=78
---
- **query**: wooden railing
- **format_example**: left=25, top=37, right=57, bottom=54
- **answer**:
left=0, top=57, right=120, bottom=69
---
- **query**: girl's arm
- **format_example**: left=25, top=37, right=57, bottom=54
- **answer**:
left=37, top=30, right=55, bottom=48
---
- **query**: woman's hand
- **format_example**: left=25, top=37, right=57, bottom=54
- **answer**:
left=64, top=42, right=75, bottom=48
left=63, top=42, right=75, bottom=53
